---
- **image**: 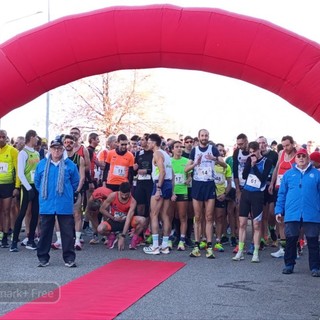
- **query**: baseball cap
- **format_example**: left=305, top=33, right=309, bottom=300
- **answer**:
left=310, top=151, right=320, bottom=163
left=296, top=148, right=308, bottom=156
left=50, top=136, right=63, bottom=148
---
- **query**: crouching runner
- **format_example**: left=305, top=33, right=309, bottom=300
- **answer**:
left=97, top=182, right=145, bottom=250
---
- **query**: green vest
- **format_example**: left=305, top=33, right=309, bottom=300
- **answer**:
left=171, top=157, right=188, bottom=195
left=23, top=148, right=40, bottom=184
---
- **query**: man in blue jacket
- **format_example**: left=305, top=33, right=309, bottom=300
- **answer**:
left=34, top=136, right=79, bottom=267
left=275, top=148, right=320, bottom=277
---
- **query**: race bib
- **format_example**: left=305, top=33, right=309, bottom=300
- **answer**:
left=196, top=166, right=213, bottom=180
left=30, top=170, right=35, bottom=183
left=276, top=174, right=283, bottom=187
left=0, top=162, right=8, bottom=174
left=214, top=172, right=225, bottom=185
left=114, top=212, right=126, bottom=219
left=137, top=174, right=151, bottom=180
left=174, top=173, right=186, bottom=185
left=246, top=173, right=261, bottom=188
left=113, top=165, right=126, bottom=177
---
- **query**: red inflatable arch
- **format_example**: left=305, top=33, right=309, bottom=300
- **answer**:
left=1, top=5, right=320, bottom=121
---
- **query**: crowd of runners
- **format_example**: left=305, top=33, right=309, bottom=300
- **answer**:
left=0, top=127, right=320, bottom=276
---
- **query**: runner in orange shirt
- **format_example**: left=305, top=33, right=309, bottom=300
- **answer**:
left=102, top=134, right=134, bottom=191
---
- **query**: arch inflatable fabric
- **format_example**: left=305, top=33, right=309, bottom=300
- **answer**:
left=1, top=5, right=320, bottom=121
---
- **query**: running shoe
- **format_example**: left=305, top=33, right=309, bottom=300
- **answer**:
left=311, top=269, right=320, bottom=277
left=168, top=240, right=173, bottom=250
left=232, top=245, right=239, bottom=254
left=10, top=242, right=19, bottom=252
left=271, top=240, right=278, bottom=247
left=143, top=246, right=160, bottom=255
left=20, top=237, right=28, bottom=246
left=0, top=231, right=3, bottom=241
left=173, top=237, right=180, bottom=248
left=259, top=239, right=266, bottom=251
left=232, top=251, right=244, bottom=261
left=199, top=240, right=207, bottom=250
left=144, top=228, right=151, bottom=236
left=160, top=246, right=170, bottom=254
left=65, top=261, right=77, bottom=268
left=129, top=235, right=140, bottom=250
left=221, top=235, right=229, bottom=245
left=106, top=233, right=117, bottom=249
left=282, top=265, right=294, bottom=274
left=247, top=243, right=254, bottom=255
left=26, top=241, right=37, bottom=250
left=74, top=240, right=82, bottom=251
left=51, top=241, right=62, bottom=250
left=251, top=254, right=260, bottom=263
left=271, top=247, right=285, bottom=258
left=89, top=234, right=100, bottom=245
left=1, top=238, right=9, bottom=248
left=185, top=238, right=194, bottom=247
left=145, top=235, right=153, bottom=245
left=177, top=241, right=185, bottom=251
left=206, top=247, right=215, bottom=259
left=189, top=246, right=201, bottom=257
left=38, top=261, right=50, bottom=268
left=214, top=242, right=225, bottom=252
left=299, top=238, right=305, bottom=248
left=230, top=236, right=238, bottom=247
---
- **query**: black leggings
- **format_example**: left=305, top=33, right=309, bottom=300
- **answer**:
left=12, top=185, right=39, bottom=243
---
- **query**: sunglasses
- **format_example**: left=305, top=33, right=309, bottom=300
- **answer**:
left=64, top=140, right=74, bottom=145
left=296, top=154, right=307, bottom=159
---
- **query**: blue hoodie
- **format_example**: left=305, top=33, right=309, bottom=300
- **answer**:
left=275, top=163, right=320, bottom=223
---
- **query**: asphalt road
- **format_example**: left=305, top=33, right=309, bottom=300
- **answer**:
left=1, top=229, right=320, bottom=320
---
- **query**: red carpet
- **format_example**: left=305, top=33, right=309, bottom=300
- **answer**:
left=3, top=259, right=185, bottom=320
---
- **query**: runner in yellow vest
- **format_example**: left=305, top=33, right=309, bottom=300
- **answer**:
left=0, top=130, right=19, bottom=248
left=10, top=130, right=40, bottom=252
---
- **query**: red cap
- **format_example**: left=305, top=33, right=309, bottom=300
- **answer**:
left=296, top=148, right=308, bottom=156
left=310, top=151, right=320, bottom=163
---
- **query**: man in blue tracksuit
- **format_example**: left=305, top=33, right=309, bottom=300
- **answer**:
left=34, top=136, right=79, bottom=268
left=275, top=148, right=320, bottom=277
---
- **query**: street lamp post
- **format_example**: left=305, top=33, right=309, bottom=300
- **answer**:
left=45, top=0, right=51, bottom=140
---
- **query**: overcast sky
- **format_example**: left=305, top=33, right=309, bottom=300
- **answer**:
left=1, top=0, right=320, bottom=145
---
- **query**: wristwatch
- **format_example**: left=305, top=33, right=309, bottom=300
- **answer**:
left=120, top=233, right=126, bottom=238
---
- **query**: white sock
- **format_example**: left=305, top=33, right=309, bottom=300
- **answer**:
left=162, top=236, right=169, bottom=248
left=56, top=231, right=61, bottom=242
left=76, top=231, right=82, bottom=242
left=152, top=234, right=159, bottom=248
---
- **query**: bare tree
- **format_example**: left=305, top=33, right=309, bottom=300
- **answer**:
left=50, top=70, right=173, bottom=138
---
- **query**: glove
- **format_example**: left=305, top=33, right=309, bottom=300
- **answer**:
left=28, top=188, right=35, bottom=201
left=73, top=191, right=79, bottom=204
